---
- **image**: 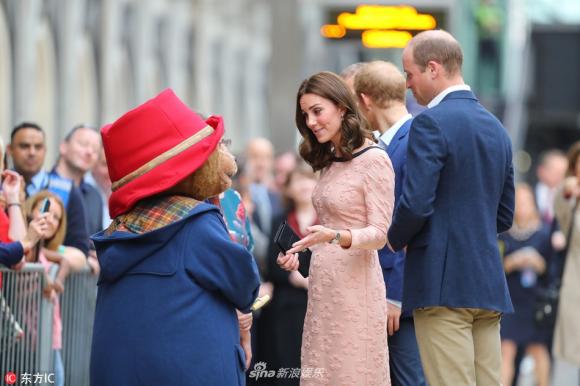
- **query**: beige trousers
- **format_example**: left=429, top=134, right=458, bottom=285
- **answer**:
left=413, top=307, right=502, bottom=386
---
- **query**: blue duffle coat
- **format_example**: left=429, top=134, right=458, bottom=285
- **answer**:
left=90, top=203, right=260, bottom=386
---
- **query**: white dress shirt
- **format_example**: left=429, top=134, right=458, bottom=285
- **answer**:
left=427, top=84, right=472, bottom=109
left=379, top=114, right=413, bottom=147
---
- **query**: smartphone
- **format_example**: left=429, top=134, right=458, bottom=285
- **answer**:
left=40, top=198, right=51, bottom=213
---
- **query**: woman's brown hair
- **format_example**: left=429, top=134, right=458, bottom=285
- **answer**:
left=566, top=140, right=580, bottom=177
left=25, top=190, right=67, bottom=251
left=282, top=161, right=318, bottom=213
left=295, top=71, right=374, bottom=171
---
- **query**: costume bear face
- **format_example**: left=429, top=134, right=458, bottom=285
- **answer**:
left=168, top=143, right=237, bottom=201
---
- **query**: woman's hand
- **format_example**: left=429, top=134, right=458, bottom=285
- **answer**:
left=277, top=252, right=299, bottom=272
left=240, top=330, right=252, bottom=370
left=88, top=250, right=101, bottom=276
left=10, top=259, right=26, bottom=271
left=42, top=275, right=56, bottom=300
left=289, top=271, right=309, bottom=290
left=1, top=170, right=23, bottom=204
left=286, top=225, right=335, bottom=254
left=54, top=258, right=72, bottom=294
left=21, top=215, right=49, bottom=252
left=236, top=310, right=253, bottom=331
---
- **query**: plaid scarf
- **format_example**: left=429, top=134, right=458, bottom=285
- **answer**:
left=106, top=195, right=200, bottom=235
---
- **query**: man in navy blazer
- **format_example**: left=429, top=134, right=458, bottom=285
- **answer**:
left=387, top=30, right=515, bottom=386
left=355, top=61, right=426, bottom=386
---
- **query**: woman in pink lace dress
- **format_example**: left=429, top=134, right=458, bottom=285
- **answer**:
left=279, top=71, right=395, bottom=385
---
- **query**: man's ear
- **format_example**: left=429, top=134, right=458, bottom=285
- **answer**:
left=426, top=60, right=440, bottom=79
left=359, top=93, right=373, bottom=111
left=59, top=142, right=67, bottom=157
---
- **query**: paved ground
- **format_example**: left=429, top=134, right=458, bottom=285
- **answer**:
left=517, top=356, right=578, bottom=386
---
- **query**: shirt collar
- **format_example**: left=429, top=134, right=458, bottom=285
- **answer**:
left=28, top=170, right=49, bottom=192
left=379, top=114, right=412, bottom=146
left=427, top=84, right=471, bottom=108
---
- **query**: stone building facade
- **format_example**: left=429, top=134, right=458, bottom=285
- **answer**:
left=0, top=0, right=274, bottom=163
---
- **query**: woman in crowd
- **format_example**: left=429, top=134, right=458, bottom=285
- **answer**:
left=26, top=191, right=71, bottom=386
left=0, top=171, right=47, bottom=267
left=499, top=183, right=552, bottom=386
left=552, top=140, right=580, bottom=374
left=278, top=71, right=394, bottom=385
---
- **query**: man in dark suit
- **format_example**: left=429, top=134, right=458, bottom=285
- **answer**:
left=355, top=61, right=426, bottom=386
left=387, top=30, right=515, bottom=386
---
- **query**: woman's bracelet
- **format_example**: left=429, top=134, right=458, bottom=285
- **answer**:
left=7, top=202, right=21, bottom=208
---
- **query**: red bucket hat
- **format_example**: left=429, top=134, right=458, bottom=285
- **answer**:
left=102, top=89, right=224, bottom=217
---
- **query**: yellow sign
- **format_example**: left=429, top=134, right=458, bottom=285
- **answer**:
left=338, top=5, right=436, bottom=31
left=320, top=4, right=437, bottom=48
left=362, top=30, right=413, bottom=48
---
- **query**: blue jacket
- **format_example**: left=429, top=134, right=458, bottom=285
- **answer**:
left=0, top=242, right=24, bottom=267
left=387, top=90, right=515, bottom=314
left=378, top=118, right=411, bottom=305
left=90, top=203, right=260, bottom=386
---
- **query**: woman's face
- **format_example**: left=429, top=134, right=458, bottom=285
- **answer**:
left=286, top=173, right=317, bottom=207
left=299, top=93, right=345, bottom=146
left=33, top=197, right=62, bottom=239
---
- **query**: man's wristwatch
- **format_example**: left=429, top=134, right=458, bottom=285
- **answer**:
left=329, top=231, right=341, bottom=245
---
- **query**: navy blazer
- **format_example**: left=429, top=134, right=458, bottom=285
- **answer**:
left=378, top=118, right=411, bottom=305
left=387, top=90, right=515, bottom=314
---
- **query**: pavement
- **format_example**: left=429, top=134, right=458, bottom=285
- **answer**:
left=516, top=356, right=578, bottom=386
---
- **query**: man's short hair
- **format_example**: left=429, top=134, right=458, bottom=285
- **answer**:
left=354, top=61, right=406, bottom=108
left=409, top=30, right=463, bottom=76
left=10, top=122, right=44, bottom=142
left=63, top=123, right=99, bottom=142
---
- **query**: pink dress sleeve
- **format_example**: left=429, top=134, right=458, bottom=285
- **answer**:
left=349, top=151, right=395, bottom=250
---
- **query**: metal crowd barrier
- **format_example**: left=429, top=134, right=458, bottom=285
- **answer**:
left=0, top=264, right=97, bottom=385
left=0, top=264, right=54, bottom=380
left=60, top=267, right=97, bottom=386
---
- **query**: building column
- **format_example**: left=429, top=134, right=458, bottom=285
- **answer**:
left=0, top=3, right=12, bottom=139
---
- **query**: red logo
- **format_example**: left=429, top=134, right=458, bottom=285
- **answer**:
left=4, top=372, right=17, bottom=384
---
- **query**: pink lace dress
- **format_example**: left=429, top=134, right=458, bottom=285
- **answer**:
left=301, top=147, right=395, bottom=386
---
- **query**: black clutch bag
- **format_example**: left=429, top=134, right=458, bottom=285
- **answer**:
left=273, top=221, right=311, bottom=278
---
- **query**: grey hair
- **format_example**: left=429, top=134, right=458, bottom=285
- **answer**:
left=340, top=62, right=365, bottom=80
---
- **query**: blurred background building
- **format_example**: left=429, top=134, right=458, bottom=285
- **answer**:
left=0, top=0, right=578, bottom=180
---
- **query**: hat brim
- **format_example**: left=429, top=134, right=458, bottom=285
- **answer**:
left=108, top=115, right=224, bottom=217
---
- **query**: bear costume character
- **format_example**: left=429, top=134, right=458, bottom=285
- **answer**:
left=90, top=89, right=260, bottom=386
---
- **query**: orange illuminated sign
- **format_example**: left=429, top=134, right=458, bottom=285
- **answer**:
left=321, top=24, right=346, bottom=39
